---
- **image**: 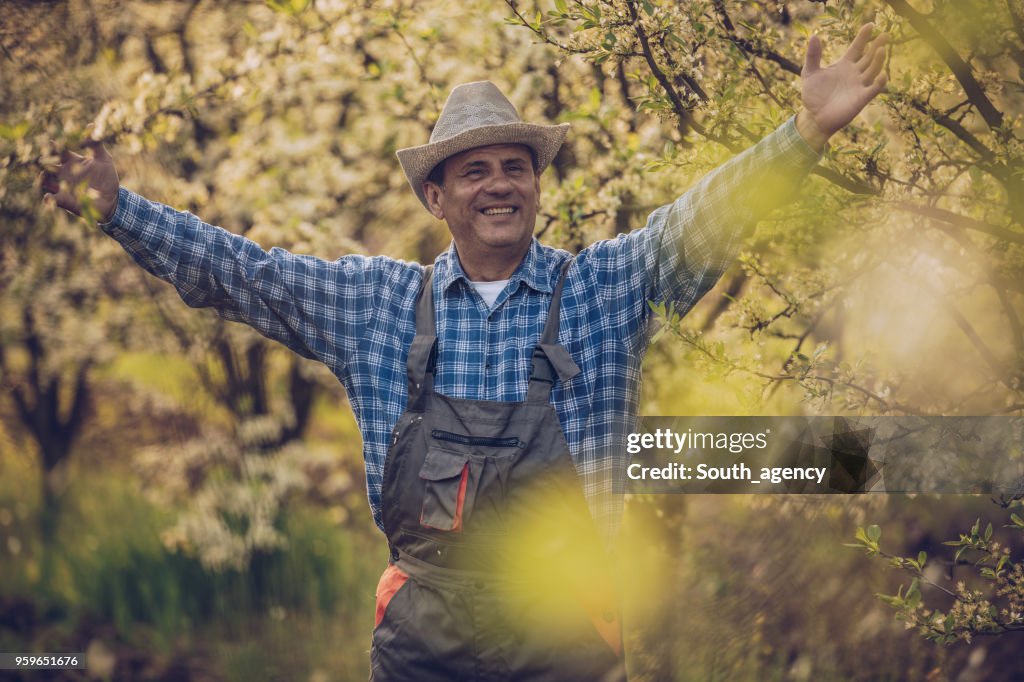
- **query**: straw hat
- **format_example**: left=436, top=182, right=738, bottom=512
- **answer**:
left=396, top=81, right=569, bottom=211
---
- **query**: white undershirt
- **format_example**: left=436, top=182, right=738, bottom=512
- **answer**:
left=469, top=279, right=510, bottom=309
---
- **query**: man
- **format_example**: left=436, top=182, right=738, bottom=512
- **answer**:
left=43, top=23, right=887, bottom=681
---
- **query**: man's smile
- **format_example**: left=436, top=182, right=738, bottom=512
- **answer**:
left=480, top=206, right=517, bottom=216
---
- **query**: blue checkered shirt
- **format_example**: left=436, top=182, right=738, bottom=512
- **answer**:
left=101, top=117, right=818, bottom=538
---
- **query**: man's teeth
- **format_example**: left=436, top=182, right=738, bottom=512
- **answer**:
left=482, top=207, right=515, bottom=215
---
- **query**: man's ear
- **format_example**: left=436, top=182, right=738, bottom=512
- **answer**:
left=423, top=181, right=445, bottom=220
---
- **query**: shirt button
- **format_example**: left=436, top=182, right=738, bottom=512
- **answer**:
left=390, top=546, right=400, bottom=562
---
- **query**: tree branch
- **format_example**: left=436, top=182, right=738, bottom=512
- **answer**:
left=712, top=0, right=801, bottom=75
left=627, top=1, right=696, bottom=136
left=901, top=95, right=996, bottom=163
left=503, top=0, right=596, bottom=54
left=810, top=166, right=880, bottom=195
left=884, top=0, right=1005, bottom=131
left=895, top=201, right=1024, bottom=245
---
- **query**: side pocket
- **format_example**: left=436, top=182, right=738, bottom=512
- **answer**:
left=419, top=448, right=472, bottom=532
left=374, top=563, right=410, bottom=628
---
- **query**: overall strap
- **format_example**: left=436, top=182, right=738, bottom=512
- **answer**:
left=407, top=265, right=436, bottom=411
left=526, top=259, right=582, bottom=402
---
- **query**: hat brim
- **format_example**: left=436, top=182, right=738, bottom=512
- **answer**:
left=397, top=122, right=569, bottom=211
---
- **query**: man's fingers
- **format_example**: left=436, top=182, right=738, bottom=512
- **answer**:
left=88, top=142, right=112, bottom=162
left=38, top=166, right=85, bottom=214
left=41, top=189, right=80, bottom=215
left=868, top=70, right=888, bottom=98
left=845, top=23, right=875, bottom=62
left=58, top=148, right=90, bottom=170
left=803, top=34, right=823, bottom=75
left=862, top=44, right=887, bottom=85
left=81, top=134, right=111, bottom=159
left=856, top=33, right=889, bottom=69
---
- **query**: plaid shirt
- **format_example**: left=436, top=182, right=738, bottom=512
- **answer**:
left=102, top=117, right=818, bottom=538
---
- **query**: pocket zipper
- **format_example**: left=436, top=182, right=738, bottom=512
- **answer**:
left=431, top=429, right=525, bottom=449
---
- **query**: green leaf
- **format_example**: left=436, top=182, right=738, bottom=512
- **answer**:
left=984, top=522, right=993, bottom=541
left=866, top=524, right=881, bottom=543
left=917, top=551, right=927, bottom=568
left=907, top=578, right=921, bottom=608
left=641, top=0, right=654, bottom=16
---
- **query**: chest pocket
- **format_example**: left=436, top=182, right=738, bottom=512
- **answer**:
left=419, top=448, right=474, bottom=532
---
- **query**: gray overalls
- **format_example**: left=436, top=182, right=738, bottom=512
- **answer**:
left=370, top=263, right=627, bottom=681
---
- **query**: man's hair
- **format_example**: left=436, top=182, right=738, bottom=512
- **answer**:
left=425, top=145, right=539, bottom=188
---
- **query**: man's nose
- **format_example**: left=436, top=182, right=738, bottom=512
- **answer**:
left=483, top=171, right=514, bottom=194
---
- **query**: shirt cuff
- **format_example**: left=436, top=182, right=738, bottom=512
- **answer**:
left=781, top=114, right=826, bottom=165
left=97, top=186, right=137, bottom=235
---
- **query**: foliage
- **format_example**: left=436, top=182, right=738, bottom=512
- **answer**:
left=849, top=501, right=1024, bottom=646
left=506, top=0, right=1024, bottom=417
left=0, top=462, right=379, bottom=679
left=618, top=493, right=1016, bottom=681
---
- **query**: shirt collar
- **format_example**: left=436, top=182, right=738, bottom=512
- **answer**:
left=433, top=238, right=554, bottom=295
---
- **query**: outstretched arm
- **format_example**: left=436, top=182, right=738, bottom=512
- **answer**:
left=585, top=24, right=890, bottom=343
left=37, top=138, right=394, bottom=369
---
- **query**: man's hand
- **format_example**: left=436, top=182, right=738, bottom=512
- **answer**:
left=797, top=23, right=889, bottom=151
left=39, top=139, right=120, bottom=223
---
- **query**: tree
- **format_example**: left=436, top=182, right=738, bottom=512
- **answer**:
left=506, top=0, right=1023, bottom=417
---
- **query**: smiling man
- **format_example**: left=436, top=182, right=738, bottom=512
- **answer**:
left=43, top=24, right=888, bottom=681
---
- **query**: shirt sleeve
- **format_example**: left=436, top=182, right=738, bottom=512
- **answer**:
left=99, top=187, right=403, bottom=368
left=577, top=116, right=821, bottom=351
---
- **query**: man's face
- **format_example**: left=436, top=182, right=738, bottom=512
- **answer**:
left=423, top=144, right=540, bottom=269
